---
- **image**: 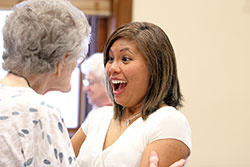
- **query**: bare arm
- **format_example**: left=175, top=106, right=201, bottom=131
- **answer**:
left=141, top=138, right=190, bottom=167
left=71, top=127, right=86, bottom=157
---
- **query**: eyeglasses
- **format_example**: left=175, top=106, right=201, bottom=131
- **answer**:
left=82, top=79, right=99, bottom=87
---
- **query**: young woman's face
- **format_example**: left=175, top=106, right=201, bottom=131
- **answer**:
left=106, top=39, right=150, bottom=108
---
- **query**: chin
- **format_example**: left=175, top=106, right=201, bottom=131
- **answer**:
left=62, top=86, right=71, bottom=93
left=114, top=100, right=123, bottom=106
left=56, top=85, right=71, bottom=93
left=114, top=98, right=123, bottom=105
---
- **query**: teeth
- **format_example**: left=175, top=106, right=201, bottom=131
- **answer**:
left=112, top=80, right=126, bottom=84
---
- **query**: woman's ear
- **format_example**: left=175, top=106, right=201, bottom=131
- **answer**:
left=56, top=53, right=69, bottom=77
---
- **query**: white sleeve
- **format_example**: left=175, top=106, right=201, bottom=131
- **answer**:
left=146, top=107, right=192, bottom=150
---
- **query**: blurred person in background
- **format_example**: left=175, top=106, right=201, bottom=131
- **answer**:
left=81, top=52, right=112, bottom=119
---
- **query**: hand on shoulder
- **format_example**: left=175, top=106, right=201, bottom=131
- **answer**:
left=149, top=151, right=186, bottom=167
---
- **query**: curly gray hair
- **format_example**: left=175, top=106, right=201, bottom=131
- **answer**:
left=2, top=0, right=91, bottom=75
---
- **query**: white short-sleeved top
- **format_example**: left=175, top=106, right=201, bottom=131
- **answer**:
left=0, top=84, right=78, bottom=167
left=77, top=106, right=192, bottom=167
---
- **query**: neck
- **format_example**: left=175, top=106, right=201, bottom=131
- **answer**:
left=0, top=72, right=31, bottom=88
left=121, top=107, right=141, bottom=126
left=122, top=104, right=142, bottom=120
left=31, top=73, right=59, bottom=95
left=9, top=71, right=31, bottom=87
left=1, top=72, right=52, bottom=95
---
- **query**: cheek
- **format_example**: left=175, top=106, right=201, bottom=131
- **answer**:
left=72, top=63, right=77, bottom=71
left=137, top=67, right=150, bottom=87
left=105, top=65, right=110, bottom=76
left=94, top=84, right=103, bottom=93
left=129, top=70, right=149, bottom=87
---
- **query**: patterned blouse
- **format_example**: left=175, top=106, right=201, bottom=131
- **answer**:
left=0, top=84, right=78, bottom=167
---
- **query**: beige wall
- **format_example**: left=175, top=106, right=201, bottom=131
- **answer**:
left=133, top=0, right=250, bottom=166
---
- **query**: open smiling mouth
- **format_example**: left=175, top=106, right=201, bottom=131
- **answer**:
left=112, top=80, right=127, bottom=93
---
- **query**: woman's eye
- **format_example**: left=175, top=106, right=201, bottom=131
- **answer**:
left=122, top=56, right=131, bottom=62
left=107, top=56, right=114, bottom=62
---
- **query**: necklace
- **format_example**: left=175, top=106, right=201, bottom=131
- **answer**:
left=124, top=112, right=141, bottom=126
left=9, top=71, right=31, bottom=87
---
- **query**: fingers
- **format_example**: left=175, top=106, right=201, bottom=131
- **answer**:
left=149, top=151, right=186, bottom=167
left=169, top=159, right=186, bottom=167
left=149, top=151, right=159, bottom=167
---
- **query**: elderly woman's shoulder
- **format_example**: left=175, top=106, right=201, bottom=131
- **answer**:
left=0, top=85, right=61, bottom=121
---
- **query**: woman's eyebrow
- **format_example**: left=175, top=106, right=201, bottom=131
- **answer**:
left=120, top=47, right=133, bottom=54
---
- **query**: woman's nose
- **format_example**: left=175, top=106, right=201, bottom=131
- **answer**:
left=109, top=61, right=121, bottom=74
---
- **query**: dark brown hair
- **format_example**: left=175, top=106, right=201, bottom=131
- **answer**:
left=103, top=22, right=183, bottom=120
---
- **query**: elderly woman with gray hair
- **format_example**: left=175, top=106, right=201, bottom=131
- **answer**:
left=0, top=0, right=90, bottom=166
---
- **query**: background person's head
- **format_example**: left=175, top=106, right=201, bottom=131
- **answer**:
left=2, top=0, right=91, bottom=93
left=103, top=22, right=183, bottom=120
left=81, top=52, right=111, bottom=108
